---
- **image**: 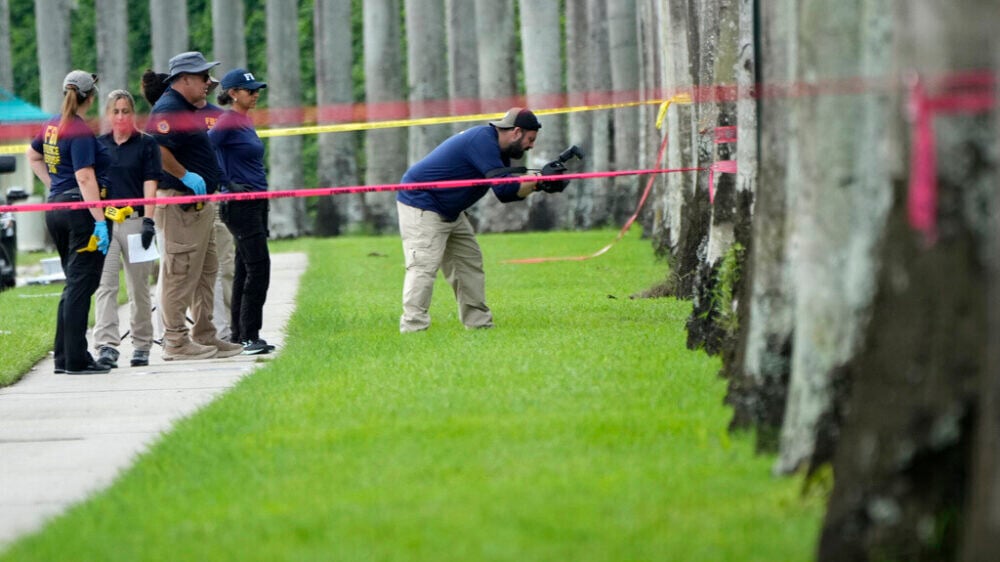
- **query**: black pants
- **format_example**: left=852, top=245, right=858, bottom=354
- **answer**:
left=45, top=193, right=108, bottom=370
left=222, top=199, right=270, bottom=342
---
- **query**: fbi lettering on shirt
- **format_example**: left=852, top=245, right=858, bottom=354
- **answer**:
left=42, top=125, right=60, bottom=173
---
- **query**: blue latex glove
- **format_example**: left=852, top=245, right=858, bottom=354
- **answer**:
left=93, top=221, right=109, bottom=255
left=180, top=170, right=207, bottom=196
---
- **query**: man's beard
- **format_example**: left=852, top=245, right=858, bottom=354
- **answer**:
left=504, top=138, right=526, bottom=160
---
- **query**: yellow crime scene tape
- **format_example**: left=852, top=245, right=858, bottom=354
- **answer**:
left=0, top=95, right=690, bottom=154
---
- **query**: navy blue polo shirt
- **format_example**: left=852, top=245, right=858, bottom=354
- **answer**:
left=31, top=115, right=111, bottom=197
left=396, top=125, right=523, bottom=221
left=209, top=110, right=267, bottom=191
left=97, top=131, right=162, bottom=215
left=146, top=87, right=225, bottom=193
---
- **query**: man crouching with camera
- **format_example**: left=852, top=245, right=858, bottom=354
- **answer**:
left=396, top=107, right=573, bottom=333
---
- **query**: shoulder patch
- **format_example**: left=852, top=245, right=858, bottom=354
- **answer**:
left=156, top=120, right=170, bottom=134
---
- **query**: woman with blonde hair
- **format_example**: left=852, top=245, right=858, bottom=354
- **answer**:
left=26, top=70, right=112, bottom=375
left=91, top=89, right=162, bottom=369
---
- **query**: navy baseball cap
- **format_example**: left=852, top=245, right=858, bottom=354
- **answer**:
left=489, top=107, right=541, bottom=131
left=221, top=69, right=268, bottom=91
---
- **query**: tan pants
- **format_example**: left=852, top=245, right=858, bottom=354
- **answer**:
left=213, top=207, right=235, bottom=340
left=150, top=209, right=234, bottom=342
left=93, top=215, right=154, bottom=351
left=154, top=191, right=219, bottom=347
left=397, top=201, right=493, bottom=332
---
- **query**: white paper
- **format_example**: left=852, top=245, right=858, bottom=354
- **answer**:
left=127, top=233, right=160, bottom=263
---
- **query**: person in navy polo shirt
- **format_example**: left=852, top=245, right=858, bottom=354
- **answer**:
left=210, top=68, right=274, bottom=355
left=92, top=89, right=161, bottom=369
left=396, top=107, right=546, bottom=333
left=142, top=71, right=237, bottom=349
left=146, top=51, right=243, bottom=361
left=26, top=70, right=112, bottom=374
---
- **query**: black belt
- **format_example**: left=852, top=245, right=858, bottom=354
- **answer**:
left=48, top=188, right=82, bottom=203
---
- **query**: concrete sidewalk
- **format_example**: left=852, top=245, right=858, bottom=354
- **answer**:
left=0, top=251, right=308, bottom=547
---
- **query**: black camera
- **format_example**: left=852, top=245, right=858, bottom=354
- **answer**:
left=538, top=145, right=585, bottom=194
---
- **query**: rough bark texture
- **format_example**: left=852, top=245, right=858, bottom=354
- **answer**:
left=820, top=0, right=997, bottom=558
left=150, top=0, right=188, bottom=73
left=519, top=0, right=568, bottom=231
left=265, top=0, right=306, bottom=238
left=445, top=0, right=479, bottom=129
left=636, top=0, right=663, bottom=235
left=212, top=0, right=247, bottom=71
left=776, top=0, right=874, bottom=475
left=726, top=0, right=796, bottom=451
left=653, top=0, right=706, bottom=299
left=471, top=0, right=529, bottom=233
left=960, top=35, right=1000, bottom=561
left=686, top=0, right=741, bottom=355
left=405, top=0, right=450, bottom=165
left=35, top=0, right=72, bottom=114
left=820, top=183, right=986, bottom=561
left=717, top=0, right=759, bottom=388
left=363, top=0, right=407, bottom=233
left=314, top=0, right=357, bottom=236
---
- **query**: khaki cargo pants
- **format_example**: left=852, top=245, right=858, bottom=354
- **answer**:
left=154, top=191, right=219, bottom=347
left=397, top=201, right=493, bottom=333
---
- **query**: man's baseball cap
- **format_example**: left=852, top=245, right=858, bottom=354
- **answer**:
left=489, top=107, right=542, bottom=130
left=164, top=51, right=220, bottom=83
left=63, top=70, right=98, bottom=95
left=220, top=68, right=268, bottom=91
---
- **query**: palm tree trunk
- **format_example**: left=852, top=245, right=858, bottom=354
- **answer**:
left=0, top=0, right=11, bottom=91
left=95, top=0, right=128, bottom=96
left=472, top=0, right=528, bottom=232
left=266, top=0, right=305, bottom=238
left=35, top=0, right=72, bottom=114
left=608, top=0, right=641, bottom=223
left=445, top=0, right=479, bottom=129
left=150, top=0, right=187, bottom=73
left=212, top=0, right=247, bottom=70
left=363, top=0, right=407, bottom=233
left=314, top=0, right=358, bottom=236
left=519, top=0, right=567, bottom=230
left=566, top=0, right=593, bottom=229
left=775, top=0, right=869, bottom=475
left=726, top=0, right=796, bottom=451
left=405, top=0, right=450, bottom=164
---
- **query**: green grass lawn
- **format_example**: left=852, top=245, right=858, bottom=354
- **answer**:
left=0, top=230, right=824, bottom=561
left=0, top=260, right=133, bottom=386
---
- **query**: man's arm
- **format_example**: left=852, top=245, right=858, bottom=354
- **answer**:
left=159, top=146, right=186, bottom=179
left=516, top=173, right=539, bottom=198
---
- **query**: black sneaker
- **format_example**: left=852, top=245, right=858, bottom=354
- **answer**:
left=241, top=339, right=273, bottom=355
left=96, top=346, right=119, bottom=369
left=54, top=366, right=66, bottom=374
left=65, top=362, right=112, bottom=375
left=131, top=349, right=150, bottom=367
